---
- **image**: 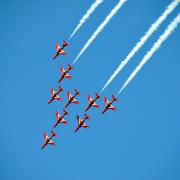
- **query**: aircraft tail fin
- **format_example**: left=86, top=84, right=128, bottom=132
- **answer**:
left=112, top=95, right=118, bottom=101
left=55, top=42, right=60, bottom=51
left=51, top=131, right=56, bottom=137
left=104, top=96, right=108, bottom=105
left=74, top=89, right=80, bottom=96
left=68, top=64, right=74, bottom=70
left=61, top=119, right=68, bottom=124
left=63, top=109, right=68, bottom=115
left=84, top=113, right=90, bottom=120
left=60, top=66, right=66, bottom=74
left=58, top=86, right=63, bottom=92
left=63, top=40, right=69, bottom=47
left=95, top=92, right=100, bottom=99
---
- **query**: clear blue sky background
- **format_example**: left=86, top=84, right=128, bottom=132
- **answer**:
left=1, top=0, right=180, bottom=179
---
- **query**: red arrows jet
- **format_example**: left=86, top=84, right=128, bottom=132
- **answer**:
left=52, top=40, right=69, bottom=60
left=48, top=86, right=63, bottom=104
left=53, top=109, right=68, bottom=128
left=85, top=92, right=100, bottom=112
left=58, top=64, right=74, bottom=83
left=41, top=130, right=56, bottom=149
left=65, top=89, right=80, bottom=108
left=75, top=113, right=90, bottom=133
left=102, top=95, right=118, bottom=114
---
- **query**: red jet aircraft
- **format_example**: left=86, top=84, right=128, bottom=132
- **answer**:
left=53, top=109, right=68, bottom=128
left=58, top=64, right=74, bottom=83
left=52, top=40, right=69, bottom=60
left=41, top=130, right=56, bottom=149
left=102, top=95, right=118, bottom=114
left=65, top=89, right=80, bottom=108
left=75, top=113, right=90, bottom=133
left=48, top=86, right=63, bottom=104
left=85, top=92, right=100, bottom=112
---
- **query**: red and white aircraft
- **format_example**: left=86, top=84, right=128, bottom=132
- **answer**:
left=75, top=113, right=90, bottom=133
left=85, top=92, right=100, bottom=112
left=65, top=89, right=80, bottom=108
left=48, top=86, right=63, bottom=104
left=102, top=95, right=118, bottom=114
left=58, top=64, right=74, bottom=83
left=41, top=130, right=56, bottom=149
left=53, top=109, right=68, bottom=128
left=52, top=40, right=69, bottom=60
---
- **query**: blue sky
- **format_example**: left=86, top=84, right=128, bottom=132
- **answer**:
left=1, top=0, right=180, bottom=180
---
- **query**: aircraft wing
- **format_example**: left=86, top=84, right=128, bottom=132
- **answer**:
left=56, top=43, right=61, bottom=52
left=82, top=122, right=89, bottom=129
left=60, top=67, right=66, bottom=75
left=64, top=73, right=72, bottom=79
left=54, top=94, right=62, bottom=101
left=43, top=132, right=49, bottom=141
left=76, top=115, right=82, bottom=125
left=56, top=111, right=61, bottom=119
left=104, top=97, right=109, bottom=106
left=51, top=88, right=56, bottom=96
left=92, top=102, right=99, bottom=108
left=59, top=49, right=66, bottom=55
left=88, top=96, right=93, bottom=103
left=108, top=104, right=116, bottom=111
left=48, top=140, right=55, bottom=146
left=68, top=92, right=73, bottom=100
left=61, top=119, right=68, bottom=124
left=71, top=98, right=79, bottom=104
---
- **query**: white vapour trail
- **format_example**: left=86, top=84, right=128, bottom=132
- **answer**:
left=101, top=0, right=179, bottom=92
left=69, top=0, right=104, bottom=39
left=117, top=13, right=180, bottom=95
left=73, top=0, right=127, bottom=64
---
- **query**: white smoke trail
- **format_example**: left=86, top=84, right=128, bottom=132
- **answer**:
left=73, top=0, right=127, bottom=64
left=69, top=0, right=104, bottom=39
left=117, top=13, right=180, bottom=96
left=101, top=0, right=179, bottom=92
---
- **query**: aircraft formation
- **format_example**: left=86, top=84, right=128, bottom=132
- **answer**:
left=41, top=40, right=118, bottom=149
